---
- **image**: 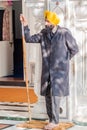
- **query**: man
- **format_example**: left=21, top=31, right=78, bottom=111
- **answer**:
left=20, top=10, right=79, bottom=130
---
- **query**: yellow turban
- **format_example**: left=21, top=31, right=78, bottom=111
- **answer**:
left=44, top=10, right=60, bottom=26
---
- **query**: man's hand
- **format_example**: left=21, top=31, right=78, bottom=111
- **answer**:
left=20, top=14, right=28, bottom=26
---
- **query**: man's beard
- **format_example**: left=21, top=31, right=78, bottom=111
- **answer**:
left=45, top=25, right=54, bottom=32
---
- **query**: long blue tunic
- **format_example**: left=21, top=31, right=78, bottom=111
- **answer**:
left=24, top=25, right=79, bottom=97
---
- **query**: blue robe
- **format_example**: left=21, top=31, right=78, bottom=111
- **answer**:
left=24, top=25, right=79, bottom=96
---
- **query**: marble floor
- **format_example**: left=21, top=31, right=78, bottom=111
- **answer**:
left=0, top=102, right=87, bottom=130
left=0, top=119, right=87, bottom=130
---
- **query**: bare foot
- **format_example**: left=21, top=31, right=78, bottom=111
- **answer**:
left=44, top=123, right=59, bottom=130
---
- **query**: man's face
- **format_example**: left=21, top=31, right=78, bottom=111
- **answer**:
left=45, top=19, right=52, bottom=27
left=45, top=19, right=54, bottom=30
